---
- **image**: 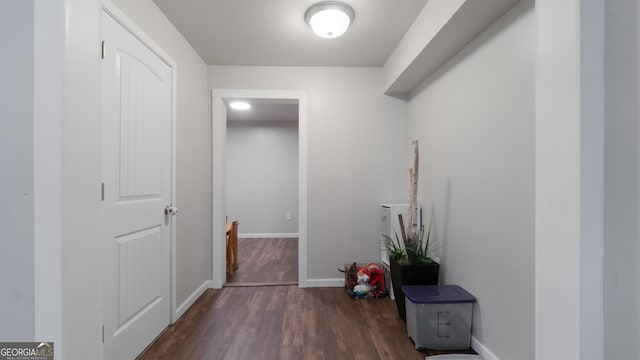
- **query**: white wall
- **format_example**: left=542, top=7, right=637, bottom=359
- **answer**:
left=227, top=121, right=299, bottom=235
left=407, top=1, right=534, bottom=359
left=604, top=0, right=640, bottom=358
left=34, top=0, right=63, bottom=347
left=209, top=66, right=408, bottom=280
left=109, top=0, right=211, bottom=308
left=0, top=0, right=35, bottom=340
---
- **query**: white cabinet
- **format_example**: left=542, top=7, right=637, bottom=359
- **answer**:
left=380, top=203, right=408, bottom=267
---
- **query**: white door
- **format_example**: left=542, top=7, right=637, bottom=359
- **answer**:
left=101, top=10, right=173, bottom=360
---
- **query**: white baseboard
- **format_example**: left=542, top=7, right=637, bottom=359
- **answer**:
left=471, top=335, right=500, bottom=360
left=174, top=280, right=211, bottom=322
left=238, top=233, right=298, bottom=239
left=305, top=278, right=344, bottom=288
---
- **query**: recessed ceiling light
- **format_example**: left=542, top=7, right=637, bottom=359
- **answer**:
left=305, top=1, right=354, bottom=39
left=229, top=101, right=251, bottom=110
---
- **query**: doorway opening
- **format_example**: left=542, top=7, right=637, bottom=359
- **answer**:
left=224, top=98, right=299, bottom=286
left=211, top=90, right=308, bottom=289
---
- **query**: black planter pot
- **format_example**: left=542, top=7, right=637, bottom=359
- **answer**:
left=389, top=258, right=439, bottom=322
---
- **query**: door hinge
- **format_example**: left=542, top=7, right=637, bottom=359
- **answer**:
left=101, top=40, right=105, bottom=59
left=101, top=182, right=105, bottom=201
left=102, top=325, right=105, bottom=343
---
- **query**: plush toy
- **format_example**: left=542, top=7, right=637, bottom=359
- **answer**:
left=356, top=269, right=370, bottom=285
left=354, top=263, right=384, bottom=295
left=364, top=263, right=385, bottom=296
left=353, top=284, right=371, bottom=297
left=368, top=267, right=385, bottom=294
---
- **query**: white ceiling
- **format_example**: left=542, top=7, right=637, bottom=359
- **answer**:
left=152, top=0, right=520, bottom=121
left=153, top=0, right=429, bottom=122
left=152, top=0, right=429, bottom=67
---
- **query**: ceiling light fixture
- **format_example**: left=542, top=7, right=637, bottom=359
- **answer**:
left=305, top=1, right=354, bottom=39
left=229, top=101, right=251, bottom=110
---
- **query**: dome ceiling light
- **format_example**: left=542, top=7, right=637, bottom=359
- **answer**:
left=304, top=1, right=354, bottom=39
left=229, top=101, right=251, bottom=110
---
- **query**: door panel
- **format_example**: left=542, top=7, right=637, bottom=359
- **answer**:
left=116, top=225, right=162, bottom=331
left=101, top=10, right=172, bottom=360
left=117, top=52, right=164, bottom=198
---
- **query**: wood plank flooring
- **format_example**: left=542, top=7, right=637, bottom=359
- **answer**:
left=139, top=287, right=427, bottom=360
left=226, top=238, right=298, bottom=286
left=138, top=237, right=477, bottom=359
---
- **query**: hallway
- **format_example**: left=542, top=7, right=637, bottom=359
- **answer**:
left=138, top=238, right=477, bottom=359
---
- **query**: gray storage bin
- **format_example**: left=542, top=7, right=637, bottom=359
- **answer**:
left=402, top=285, right=476, bottom=350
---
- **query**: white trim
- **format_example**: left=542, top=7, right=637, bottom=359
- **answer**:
left=211, top=89, right=308, bottom=289
left=471, top=336, right=500, bottom=360
left=297, top=94, right=309, bottom=288
left=306, top=278, right=345, bottom=288
left=34, top=0, right=64, bottom=353
left=174, top=280, right=211, bottom=320
left=168, top=36, right=178, bottom=326
left=535, top=1, right=605, bottom=359
left=100, top=0, right=179, bottom=324
left=238, top=233, right=299, bottom=239
left=100, top=2, right=174, bottom=67
left=211, top=91, right=227, bottom=289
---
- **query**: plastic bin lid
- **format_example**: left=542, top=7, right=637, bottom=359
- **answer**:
left=402, top=285, right=476, bottom=304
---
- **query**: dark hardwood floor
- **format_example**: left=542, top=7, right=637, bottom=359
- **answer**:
left=138, top=238, right=477, bottom=359
left=139, top=286, right=428, bottom=360
left=226, top=238, right=298, bottom=286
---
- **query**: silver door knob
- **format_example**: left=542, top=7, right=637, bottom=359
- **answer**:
left=164, top=205, right=178, bottom=215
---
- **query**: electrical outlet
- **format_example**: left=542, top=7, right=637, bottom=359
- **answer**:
left=286, top=213, right=292, bottom=221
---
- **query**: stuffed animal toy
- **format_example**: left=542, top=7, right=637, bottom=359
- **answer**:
left=368, top=267, right=384, bottom=294
left=356, top=269, right=370, bottom=285
left=342, top=262, right=387, bottom=298
left=364, top=263, right=385, bottom=296
left=353, top=284, right=371, bottom=297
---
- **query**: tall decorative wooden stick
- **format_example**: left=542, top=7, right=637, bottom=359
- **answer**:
left=407, top=167, right=414, bottom=242
left=407, top=141, right=419, bottom=241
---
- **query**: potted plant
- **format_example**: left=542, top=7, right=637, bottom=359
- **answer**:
left=386, top=213, right=439, bottom=321
left=386, top=140, right=439, bottom=321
